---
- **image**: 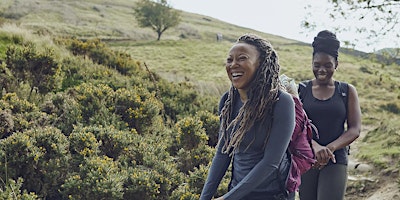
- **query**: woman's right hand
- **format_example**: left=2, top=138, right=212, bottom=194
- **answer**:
left=312, top=142, right=336, bottom=169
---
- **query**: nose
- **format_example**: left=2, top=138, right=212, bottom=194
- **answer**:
left=318, top=66, right=327, bottom=72
left=228, top=59, right=239, bottom=69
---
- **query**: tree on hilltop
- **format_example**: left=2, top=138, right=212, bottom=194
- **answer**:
left=133, top=0, right=181, bottom=41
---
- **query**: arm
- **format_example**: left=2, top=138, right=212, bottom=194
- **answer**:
left=200, top=92, right=232, bottom=200
left=200, top=140, right=231, bottom=200
left=313, top=84, right=361, bottom=167
left=221, top=92, right=295, bottom=200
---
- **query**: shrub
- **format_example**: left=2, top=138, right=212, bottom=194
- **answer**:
left=124, top=166, right=170, bottom=200
left=61, top=156, right=125, bottom=200
left=114, top=87, right=163, bottom=133
left=0, top=127, right=69, bottom=199
left=0, top=109, right=14, bottom=138
left=73, top=125, right=134, bottom=160
left=176, top=145, right=214, bottom=174
left=197, top=110, right=220, bottom=147
left=0, top=178, right=39, bottom=200
left=41, top=92, right=82, bottom=135
left=1, top=93, right=37, bottom=113
left=69, top=82, right=114, bottom=124
left=1, top=93, right=53, bottom=134
left=0, top=61, right=14, bottom=95
left=5, top=42, right=62, bottom=98
left=175, top=116, right=208, bottom=150
left=68, top=129, right=100, bottom=169
left=27, top=127, right=70, bottom=199
left=64, top=38, right=140, bottom=75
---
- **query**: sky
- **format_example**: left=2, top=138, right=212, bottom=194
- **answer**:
left=168, top=0, right=399, bottom=53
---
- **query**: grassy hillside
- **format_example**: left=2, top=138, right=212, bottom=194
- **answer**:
left=1, top=0, right=400, bottom=199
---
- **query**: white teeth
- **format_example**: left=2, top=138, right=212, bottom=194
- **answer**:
left=232, top=72, right=243, bottom=77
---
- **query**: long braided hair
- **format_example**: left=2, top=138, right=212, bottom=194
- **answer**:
left=219, top=34, right=281, bottom=155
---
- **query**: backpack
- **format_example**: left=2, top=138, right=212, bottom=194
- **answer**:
left=284, top=96, right=318, bottom=193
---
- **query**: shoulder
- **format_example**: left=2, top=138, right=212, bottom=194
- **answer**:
left=277, top=90, right=294, bottom=106
left=219, top=91, right=229, bottom=112
left=220, top=91, right=229, bottom=102
left=347, top=83, right=359, bottom=97
left=336, top=81, right=358, bottom=95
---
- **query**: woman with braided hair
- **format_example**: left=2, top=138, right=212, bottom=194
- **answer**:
left=298, top=30, right=361, bottom=200
left=200, top=33, right=296, bottom=200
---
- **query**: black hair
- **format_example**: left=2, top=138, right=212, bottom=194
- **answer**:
left=312, top=30, right=340, bottom=60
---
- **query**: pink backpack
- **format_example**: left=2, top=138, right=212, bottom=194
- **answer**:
left=285, top=96, right=318, bottom=193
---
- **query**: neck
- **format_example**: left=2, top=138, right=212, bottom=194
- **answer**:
left=237, top=89, right=248, bottom=102
left=314, top=79, right=334, bottom=87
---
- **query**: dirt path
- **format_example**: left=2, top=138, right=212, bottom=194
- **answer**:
left=345, top=125, right=400, bottom=200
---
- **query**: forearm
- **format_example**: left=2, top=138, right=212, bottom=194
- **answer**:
left=327, top=127, right=360, bottom=152
left=200, top=149, right=231, bottom=200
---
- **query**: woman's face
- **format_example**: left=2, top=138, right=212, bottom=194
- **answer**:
left=312, top=52, right=338, bottom=83
left=225, top=42, right=260, bottom=91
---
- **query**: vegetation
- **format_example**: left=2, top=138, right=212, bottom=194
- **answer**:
left=0, top=0, right=399, bottom=199
left=133, top=0, right=181, bottom=41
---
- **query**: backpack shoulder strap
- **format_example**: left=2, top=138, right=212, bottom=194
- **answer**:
left=336, top=81, right=349, bottom=115
left=337, top=81, right=349, bottom=106
left=298, top=80, right=311, bottom=102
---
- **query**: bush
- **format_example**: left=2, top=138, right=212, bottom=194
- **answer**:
left=69, top=83, right=114, bottom=124
left=0, top=127, right=69, bottom=199
left=124, top=166, right=170, bottom=200
left=73, top=125, right=134, bottom=160
left=6, top=42, right=62, bottom=98
left=0, top=109, right=14, bottom=138
left=114, top=87, right=163, bottom=133
left=169, top=184, right=200, bottom=200
left=176, top=145, right=214, bottom=174
left=197, top=110, right=220, bottom=147
left=64, top=38, right=140, bottom=75
left=1, top=93, right=37, bottom=113
left=41, top=92, right=82, bottom=135
left=61, top=156, right=125, bottom=200
left=68, top=129, right=100, bottom=169
left=175, top=116, right=208, bottom=150
left=0, top=178, right=39, bottom=200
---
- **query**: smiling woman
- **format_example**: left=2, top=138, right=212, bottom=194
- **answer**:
left=298, top=30, right=362, bottom=200
left=200, top=33, right=296, bottom=200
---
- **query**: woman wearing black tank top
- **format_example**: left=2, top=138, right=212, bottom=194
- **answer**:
left=298, top=30, right=362, bottom=200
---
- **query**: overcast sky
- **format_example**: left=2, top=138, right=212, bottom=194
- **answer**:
left=169, top=0, right=399, bottom=53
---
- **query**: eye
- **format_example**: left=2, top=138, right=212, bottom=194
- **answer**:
left=226, top=57, right=233, bottom=64
left=325, top=64, right=334, bottom=68
left=238, top=56, right=247, bottom=61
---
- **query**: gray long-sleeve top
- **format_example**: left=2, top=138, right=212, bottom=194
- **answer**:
left=200, top=90, right=295, bottom=200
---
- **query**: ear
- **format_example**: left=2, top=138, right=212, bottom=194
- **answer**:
left=335, top=61, right=339, bottom=69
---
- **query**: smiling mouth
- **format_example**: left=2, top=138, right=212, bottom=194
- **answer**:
left=232, top=72, right=244, bottom=78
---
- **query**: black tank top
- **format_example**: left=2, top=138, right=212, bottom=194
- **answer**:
left=300, top=81, right=348, bottom=165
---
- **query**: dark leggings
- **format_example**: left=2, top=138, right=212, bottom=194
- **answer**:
left=298, top=164, right=347, bottom=200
